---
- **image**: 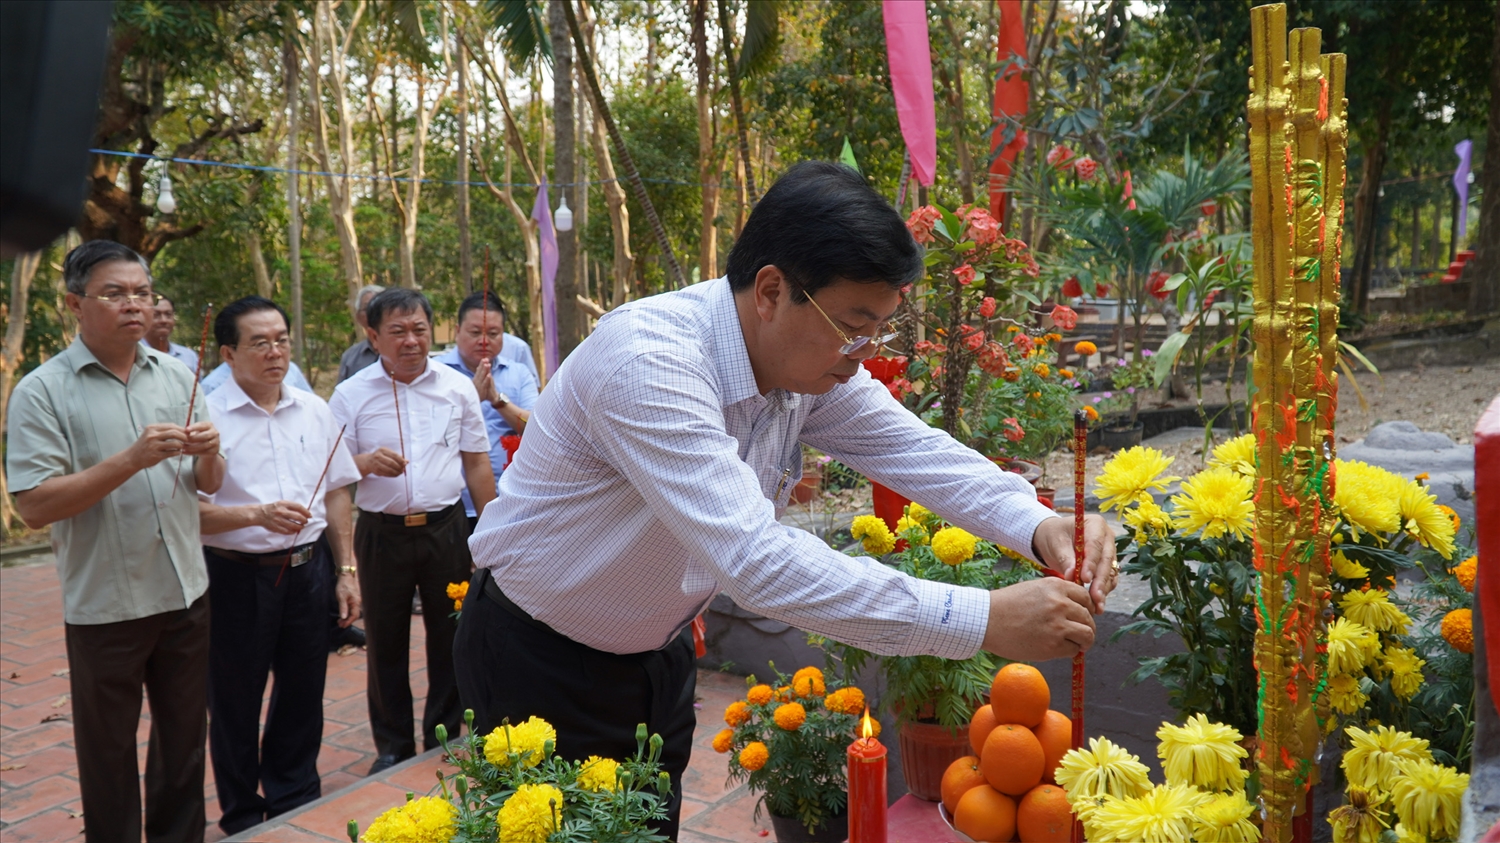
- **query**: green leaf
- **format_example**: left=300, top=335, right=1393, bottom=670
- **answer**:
left=1153, top=331, right=1192, bottom=386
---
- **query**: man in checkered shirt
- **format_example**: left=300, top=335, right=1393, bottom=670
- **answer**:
left=458, top=161, right=1118, bottom=837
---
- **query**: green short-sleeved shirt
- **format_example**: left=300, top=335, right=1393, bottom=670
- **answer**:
left=6, top=339, right=210, bottom=625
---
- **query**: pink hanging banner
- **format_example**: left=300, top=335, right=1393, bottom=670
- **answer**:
left=882, top=0, right=936, bottom=187
left=531, top=178, right=560, bottom=377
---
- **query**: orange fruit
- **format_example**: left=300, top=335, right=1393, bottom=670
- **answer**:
left=1017, top=784, right=1073, bottom=842
left=954, top=783, right=1017, bottom=843
left=969, top=704, right=999, bottom=756
left=990, top=663, right=1050, bottom=729
left=981, top=723, right=1045, bottom=796
left=941, top=755, right=987, bottom=816
left=1032, top=710, right=1072, bottom=784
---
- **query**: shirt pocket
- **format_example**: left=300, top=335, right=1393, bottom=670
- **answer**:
left=154, top=403, right=192, bottom=428
left=429, top=406, right=457, bottom=449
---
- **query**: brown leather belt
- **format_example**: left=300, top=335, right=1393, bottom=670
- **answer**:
left=364, top=502, right=462, bottom=528
left=208, top=542, right=316, bottom=568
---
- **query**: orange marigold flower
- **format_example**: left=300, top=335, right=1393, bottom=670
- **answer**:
left=1045, top=333, right=1063, bottom=344
left=446, top=581, right=469, bottom=611
left=775, top=686, right=793, bottom=702
left=1007, top=325, right=1022, bottom=333
left=824, top=687, right=867, bottom=716
left=1075, top=340, right=1098, bottom=356
left=1452, top=556, right=1477, bottom=592
left=1415, top=472, right=1430, bottom=482
left=746, top=684, right=773, bottom=706
left=739, top=741, right=770, bottom=771
left=1034, top=363, right=1051, bottom=378
left=724, top=701, right=751, bottom=727
left=1437, top=504, right=1460, bottom=532
left=1441, top=608, right=1474, bottom=653
left=1084, top=406, right=1100, bottom=421
left=774, top=702, right=807, bottom=731
left=792, top=667, right=826, bottom=698
left=853, top=717, right=882, bottom=740
left=712, top=728, right=735, bottom=753
left=1058, top=368, right=1075, bottom=379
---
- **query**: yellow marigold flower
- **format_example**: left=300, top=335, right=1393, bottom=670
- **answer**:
left=1329, top=673, right=1369, bottom=715
left=1452, top=555, right=1477, bottom=592
left=931, top=526, right=978, bottom=565
left=1059, top=368, right=1075, bottom=379
left=824, top=686, right=866, bottom=716
left=792, top=667, right=826, bottom=698
left=1191, top=791, right=1262, bottom=843
left=738, top=741, right=770, bottom=771
left=1046, top=333, right=1063, bottom=343
left=1332, top=550, right=1370, bottom=581
left=895, top=515, right=929, bottom=545
left=1343, top=725, right=1432, bottom=791
left=1334, top=460, right=1403, bottom=537
left=1328, top=786, right=1391, bottom=843
left=577, top=755, right=621, bottom=791
left=1034, top=363, right=1052, bottom=378
left=1382, top=647, right=1426, bottom=700
left=497, top=783, right=562, bottom=843
left=1326, top=618, right=1379, bottom=675
left=1208, top=434, right=1256, bottom=478
left=1075, top=340, right=1098, bottom=356
left=485, top=717, right=557, bottom=769
left=774, top=702, right=807, bottom=731
left=1124, top=499, right=1173, bottom=539
left=364, top=795, right=458, bottom=843
left=724, top=701, right=752, bottom=727
left=1055, top=737, right=1153, bottom=803
left=712, top=728, right=735, bottom=753
left=1088, top=783, right=1209, bottom=843
left=905, top=501, right=936, bottom=525
left=850, top=514, right=896, bottom=555
left=446, top=580, right=470, bottom=611
left=1339, top=589, right=1411, bottom=635
left=1390, top=758, right=1469, bottom=841
left=1170, top=467, right=1254, bottom=541
left=1095, top=446, right=1180, bottom=513
left=1440, top=608, right=1473, bottom=653
left=1155, top=714, right=1247, bottom=792
left=746, top=684, right=773, bottom=706
left=1396, top=479, right=1456, bottom=559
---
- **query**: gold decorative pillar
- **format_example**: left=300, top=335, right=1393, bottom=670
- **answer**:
left=1248, top=5, right=1347, bottom=841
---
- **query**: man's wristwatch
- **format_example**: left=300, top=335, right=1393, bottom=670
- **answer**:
left=493, top=392, right=511, bottom=408
left=339, top=565, right=357, bottom=576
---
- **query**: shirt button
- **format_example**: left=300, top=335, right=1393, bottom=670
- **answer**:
left=158, top=501, right=168, bottom=509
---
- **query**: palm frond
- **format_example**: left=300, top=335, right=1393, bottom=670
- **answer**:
left=737, top=0, right=781, bottom=79
left=482, top=0, right=552, bottom=69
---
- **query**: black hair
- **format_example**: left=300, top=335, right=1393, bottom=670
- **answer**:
left=155, top=294, right=175, bottom=309
left=457, top=290, right=507, bottom=330
left=366, top=287, right=433, bottom=331
left=215, top=296, right=289, bottom=349
left=724, top=161, right=923, bottom=301
left=62, top=240, right=152, bottom=295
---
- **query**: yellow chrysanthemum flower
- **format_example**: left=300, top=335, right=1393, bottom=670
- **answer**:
left=1208, top=434, right=1257, bottom=478
left=1382, top=647, right=1426, bottom=700
left=1124, top=499, right=1173, bottom=539
left=1334, top=460, right=1402, bottom=537
left=746, top=684, right=773, bottom=705
left=931, top=526, right=978, bottom=565
left=1095, top=447, right=1180, bottom=513
left=824, top=686, right=866, bottom=716
left=1155, top=714, right=1247, bottom=792
left=1392, top=822, right=1426, bottom=843
left=1343, top=725, right=1432, bottom=791
left=712, top=728, right=735, bottom=754
left=1170, top=467, right=1254, bottom=541
left=738, top=741, right=770, bottom=771
left=894, top=515, right=929, bottom=544
left=1055, top=737, right=1153, bottom=803
left=1329, top=673, right=1369, bottom=715
left=1390, top=758, right=1469, bottom=841
left=1332, top=550, right=1371, bottom=581
left=1192, top=791, right=1262, bottom=843
left=484, top=717, right=557, bottom=769
left=1087, top=783, right=1209, bottom=843
left=1440, top=608, right=1473, bottom=653
left=773, top=702, right=807, bottom=731
left=724, top=701, right=751, bottom=727
left=1339, top=589, right=1411, bottom=635
left=577, top=755, right=620, bottom=791
left=1328, top=786, right=1390, bottom=843
left=364, top=795, right=458, bottom=843
left=497, top=783, right=563, bottom=843
left=850, top=514, right=896, bottom=555
left=1326, top=618, right=1380, bottom=675
left=1452, top=555, right=1477, bottom=592
left=792, top=666, right=826, bottom=698
left=1396, top=479, right=1456, bottom=559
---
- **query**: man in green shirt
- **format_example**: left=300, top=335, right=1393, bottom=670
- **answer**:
left=7, top=240, right=224, bottom=843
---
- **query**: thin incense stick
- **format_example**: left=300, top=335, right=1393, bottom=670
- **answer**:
left=170, top=303, right=213, bottom=499
left=391, top=371, right=411, bottom=516
left=276, top=424, right=347, bottom=587
left=1071, top=409, right=1088, bottom=843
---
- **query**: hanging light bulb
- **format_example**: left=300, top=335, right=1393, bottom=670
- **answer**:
left=554, top=194, right=573, bottom=231
left=156, top=172, right=177, bottom=215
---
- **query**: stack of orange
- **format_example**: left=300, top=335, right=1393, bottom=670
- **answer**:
left=940, top=663, right=1074, bottom=842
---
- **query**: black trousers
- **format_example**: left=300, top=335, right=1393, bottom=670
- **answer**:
left=205, top=544, right=332, bottom=834
left=356, top=504, right=472, bottom=760
left=64, top=595, right=210, bottom=843
left=453, top=569, right=698, bottom=840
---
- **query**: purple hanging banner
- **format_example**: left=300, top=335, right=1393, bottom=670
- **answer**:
left=1454, top=139, right=1473, bottom=241
left=531, top=178, right=560, bottom=376
left=882, top=0, right=935, bottom=187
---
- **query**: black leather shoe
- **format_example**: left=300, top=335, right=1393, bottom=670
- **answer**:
left=330, top=624, right=366, bottom=650
left=368, top=753, right=410, bottom=776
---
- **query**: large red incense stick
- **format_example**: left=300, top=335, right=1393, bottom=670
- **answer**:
left=170, top=303, right=213, bottom=499
left=1070, top=409, right=1088, bottom=843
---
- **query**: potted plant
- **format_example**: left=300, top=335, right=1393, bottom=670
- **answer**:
left=1093, top=353, right=1159, bottom=449
left=713, top=665, right=869, bottom=842
left=812, top=503, right=1041, bottom=801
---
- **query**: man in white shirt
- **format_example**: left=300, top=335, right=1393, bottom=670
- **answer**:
left=141, top=294, right=200, bottom=374
left=330, top=288, right=495, bottom=775
left=197, top=296, right=362, bottom=834
left=458, top=162, right=1118, bottom=837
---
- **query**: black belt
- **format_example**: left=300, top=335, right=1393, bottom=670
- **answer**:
left=363, top=502, right=462, bottom=528
left=209, top=542, right=316, bottom=568
left=481, top=574, right=561, bottom=636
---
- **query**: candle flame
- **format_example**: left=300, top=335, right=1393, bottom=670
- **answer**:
left=861, top=707, right=873, bottom=739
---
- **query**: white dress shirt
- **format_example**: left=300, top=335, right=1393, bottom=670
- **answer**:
left=203, top=377, right=361, bottom=553
left=329, top=359, right=490, bottom=515
left=470, top=278, right=1056, bottom=657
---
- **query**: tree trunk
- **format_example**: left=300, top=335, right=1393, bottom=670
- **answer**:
left=309, top=0, right=368, bottom=318
left=0, top=252, right=41, bottom=535
left=398, top=62, right=451, bottom=291
left=581, top=0, right=635, bottom=307
left=693, top=0, right=721, bottom=280
left=247, top=229, right=273, bottom=298
left=284, top=25, right=305, bottom=363
left=937, top=12, right=974, bottom=206
left=457, top=34, right=473, bottom=294
left=1469, top=0, right=1500, bottom=315
left=716, top=0, right=757, bottom=206
left=549, top=0, right=584, bottom=360
left=1347, top=106, right=1391, bottom=315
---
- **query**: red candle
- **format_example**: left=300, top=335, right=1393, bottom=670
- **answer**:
left=848, top=708, right=887, bottom=843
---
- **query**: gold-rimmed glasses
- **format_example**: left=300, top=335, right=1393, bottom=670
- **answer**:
left=792, top=282, right=900, bottom=355
left=80, top=291, right=163, bottom=307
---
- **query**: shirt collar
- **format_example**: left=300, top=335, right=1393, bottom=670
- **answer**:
left=707, top=278, right=761, bottom=406
left=376, top=357, right=436, bottom=386
left=437, top=346, right=510, bottom=377
left=67, top=336, right=155, bottom=374
left=217, top=371, right=297, bottom=414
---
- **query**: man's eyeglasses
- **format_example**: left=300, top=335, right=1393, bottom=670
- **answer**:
left=80, top=291, right=163, bottom=307
left=794, top=283, right=899, bottom=356
left=239, top=338, right=292, bottom=355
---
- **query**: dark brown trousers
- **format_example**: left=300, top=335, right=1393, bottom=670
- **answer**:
left=64, top=595, right=210, bottom=843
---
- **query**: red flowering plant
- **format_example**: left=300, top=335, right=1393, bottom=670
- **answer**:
left=963, top=328, right=1094, bottom=476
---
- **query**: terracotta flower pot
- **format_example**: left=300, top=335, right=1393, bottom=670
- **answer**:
left=791, top=473, right=821, bottom=505
left=897, top=719, right=971, bottom=802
